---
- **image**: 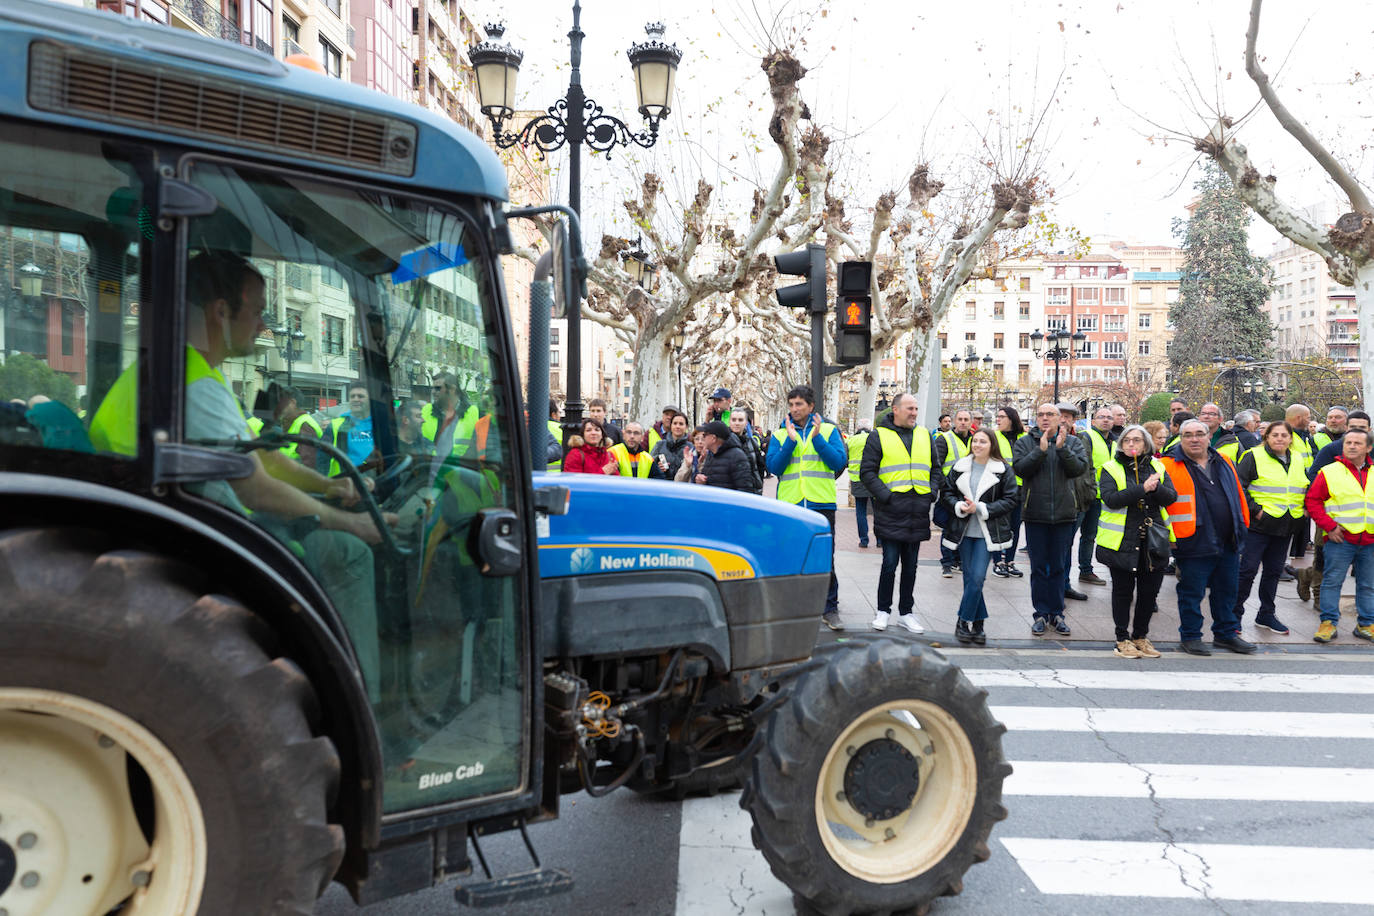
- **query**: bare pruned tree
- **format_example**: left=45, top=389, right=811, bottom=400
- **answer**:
left=1193, top=0, right=1373, bottom=403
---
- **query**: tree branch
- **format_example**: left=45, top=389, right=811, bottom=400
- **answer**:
left=1245, top=0, right=1373, bottom=215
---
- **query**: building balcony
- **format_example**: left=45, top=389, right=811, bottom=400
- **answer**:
left=167, top=0, right=241, bottom=42
left=283, top=37, right=305, bottom=58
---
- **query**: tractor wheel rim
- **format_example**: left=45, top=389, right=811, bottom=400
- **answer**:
left=0, top=688, right=207, bottom=915
left=814, top=698, right=977, bottom=884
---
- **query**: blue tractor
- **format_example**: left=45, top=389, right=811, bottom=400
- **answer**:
left=0, top=3, right=1008, bottom=914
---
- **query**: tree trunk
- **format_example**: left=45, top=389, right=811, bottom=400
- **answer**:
left=629, top=331, right=674, bottom=422
left=909, top=326, right=943, bottom=425
left=856, top=349, right=881, bottom=427
left=1359, top=262, right=1374, bottom=407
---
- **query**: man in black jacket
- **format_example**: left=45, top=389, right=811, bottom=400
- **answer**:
left=729, top=412, right=765, bottom=493
left=859, top=393, right=939, bottom=635
left=695, top=421, right=755, bottom=491
left=1012, top=403, right=1089, bottom=637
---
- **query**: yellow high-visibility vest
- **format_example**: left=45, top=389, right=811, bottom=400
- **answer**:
left=846, top=431, right=869, bottom=482
left=90, top=346, right=239, bottom=456
left=773, top=423, right=838, bottom=505
left=874, top=427, right=933, bottom=495
left=1245, top=446, right=1307, bottom=520
left=1096, top=457, right=1173, bottom=551
left=607, top=442, right=652, bottom=478
left=1316, top=460, right=1374, bottom=535
left=939, top=430, right=970, bottom=475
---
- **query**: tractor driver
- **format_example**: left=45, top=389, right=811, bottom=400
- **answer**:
left=90, top=251, right=390, bottom=702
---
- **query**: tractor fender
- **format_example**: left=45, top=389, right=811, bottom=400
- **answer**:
left=0, top=473, right=382, bottom=850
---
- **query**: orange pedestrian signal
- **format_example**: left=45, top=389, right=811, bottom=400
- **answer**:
left=843, top=299, right=866, bottom=327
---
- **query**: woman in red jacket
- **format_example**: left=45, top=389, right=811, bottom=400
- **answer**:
left=562, top=418, right=619, bottom=475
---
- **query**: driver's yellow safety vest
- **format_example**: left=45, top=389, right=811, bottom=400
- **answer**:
left=874, top=427, right=933, bottom=495
left=607, top=443, right=652, bottom=478
left=90, top=346, right=241, bottom=456
left=1096, top=457, right=1174, bottom=551
left=772, top=423, right=838, bottom=505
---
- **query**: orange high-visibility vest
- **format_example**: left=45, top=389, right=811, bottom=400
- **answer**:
left=1159, top=454, right=1249, bottom=539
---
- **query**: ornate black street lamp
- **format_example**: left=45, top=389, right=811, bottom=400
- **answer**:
left=620, top=235, right=656, bottom=289
left=1030, top=328, right=1086, bottom=403
left=470, top=5, right=682, bottom=425
left=1212, top=354, right=1253, bottom=417
left=273, top=325, right=306, bottom=387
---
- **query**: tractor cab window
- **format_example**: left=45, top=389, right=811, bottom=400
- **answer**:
left=0, top=124, right=147, bottom=459
left=181, top=160, right=528, bottom=814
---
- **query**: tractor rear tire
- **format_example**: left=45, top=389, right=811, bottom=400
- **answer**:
left=742, top=635, right=1009, bottom=916
left=0, top=528, right=344, bottom=915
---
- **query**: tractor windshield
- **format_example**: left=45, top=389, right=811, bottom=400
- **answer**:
left=178, top=159, right=529, bottom=815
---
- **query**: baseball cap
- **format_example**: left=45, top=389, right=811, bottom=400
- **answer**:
left=709, top=387, right=731, bottom=400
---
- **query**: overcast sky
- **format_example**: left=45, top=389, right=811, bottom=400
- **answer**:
left=469, top=0, right=1371, bottom=256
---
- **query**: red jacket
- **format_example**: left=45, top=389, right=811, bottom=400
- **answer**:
left=563, top=443, right=618, bottom=475
left=1304, top=455, right=1374, bottom=545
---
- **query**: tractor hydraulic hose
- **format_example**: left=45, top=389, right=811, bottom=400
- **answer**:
left=613, top=649, right=685, bottom=718
left=577, top=724, right=645, bottom=798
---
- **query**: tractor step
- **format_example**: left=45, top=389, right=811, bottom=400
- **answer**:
left=453, top=867, right=574, bottom=908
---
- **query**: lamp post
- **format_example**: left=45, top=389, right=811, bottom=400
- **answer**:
left=949, top=352, right=994, bottom=409
left=1211, top=354, right=1253, bottom=417
left=1029, top=328, right=1086, bottom=403
left=11, top=261, right=47, bottom=356
left=621, top=235, right=656, bottom=289
left=273, top=325, right=306, bottom=387
left=469, top=6, right=682, bottom=427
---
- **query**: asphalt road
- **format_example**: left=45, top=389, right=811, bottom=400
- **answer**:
left=318, top=645, right=1374, bottom=916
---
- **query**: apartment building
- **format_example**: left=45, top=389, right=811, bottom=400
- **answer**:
left=1113, top=241, right=1185, bottom=390
left=933, top=260, right=1046, bottom=403
left=1266, top=239, right=1357, bottom=369
left=1041, top=251, right=1132, bottom=392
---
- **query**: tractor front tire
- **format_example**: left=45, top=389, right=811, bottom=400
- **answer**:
left=0, top=528, right=344, bottom=915
left=743, top=636, right=1010, bottom=916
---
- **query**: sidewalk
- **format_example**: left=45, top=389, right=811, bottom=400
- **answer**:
left=813, top=477, right=1366, bottom=651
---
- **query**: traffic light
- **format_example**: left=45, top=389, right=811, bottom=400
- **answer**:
left=774, top=242, right=827, bottom=313
left=834, top=259, right=872, bottom=366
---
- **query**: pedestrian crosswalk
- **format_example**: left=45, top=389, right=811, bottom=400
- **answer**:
left=675, top=654, right=1374, bottom=913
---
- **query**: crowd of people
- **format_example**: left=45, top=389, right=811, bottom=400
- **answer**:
left=833, top=396, right=1374, bottom=656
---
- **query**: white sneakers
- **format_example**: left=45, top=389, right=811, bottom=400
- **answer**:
left=872, top=611, right=924, bottom=634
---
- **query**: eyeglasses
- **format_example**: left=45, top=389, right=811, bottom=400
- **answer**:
left=1181, top=431, right=1208, bottom=438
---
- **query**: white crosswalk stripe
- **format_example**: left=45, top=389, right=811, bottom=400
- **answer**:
left=676, top=661, right=1374, bottom=913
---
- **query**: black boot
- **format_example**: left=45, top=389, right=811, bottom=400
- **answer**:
left=971, top=619, right=986, bottom=646
left=955, top=619, right=975, bottom=645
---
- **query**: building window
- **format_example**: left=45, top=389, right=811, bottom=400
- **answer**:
left=1018, top=363, right=1030, bottom=385
left=1165, top=287, right=1179, bottom=304
left=1046, top=315, right=1067, bottom=331
left=1018, top=332, right=1030, bottom=349
left=993, top=333, right=1004, bottom=349
left=1077, top=340, right=1097, bottom=359
left=285, top=308, right=303, bottom=333
left=322, top=315, right=346, bottom=355
left=965, top=331, right=976, bottom=343
left=992, top=362, right=1004, bottom=378
left=1138, top=313, right=1152, bottom=329
left=1103, top=314, right=1125, bottom=332
left=965, top=300, right=976, bottom=320
left=550, top=327, right=560, bottom=345
left=1053, top=265, right=1067, bottom=279
left=285, top=263, right=311, bottom=290
left=1019, top=277, right=1031, bottom=291
left=1137, top=369, right=1152, bottom=384
left=1103, top=340, right=1124, bottom=360
left=1046, top=287, right=1068, bottom=305
left=1137, top=340, right=1152, bottom=356
left=1104, top=287, right=1126, bottom=304
left=550, top=349, right=560, bottom=366
left=1138, top=287, right=1154, bottom=304
left=282, top=15, right=300, bottom=42
left=320, top=265, right=344, bottom=288
left=1079, top=287, right=1099, bottom=303
left=1079, top=265, right=1099, bottom=278
left=1076, top=314, right=1098, bottom=332
left=937, top=333, right=947, bottom=348
left=550, top=371, right=561, bottom=391
left=993, top=301, right=1005, bottom=320
left=1018, top=301, right=1031, bottom=320
left=319, top=38, right=342, bottom=78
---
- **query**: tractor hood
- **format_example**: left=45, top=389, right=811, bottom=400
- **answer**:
left=534, top=474, right=832, bottom=582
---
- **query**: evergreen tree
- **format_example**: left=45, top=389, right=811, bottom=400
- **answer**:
left=1169, top=162, right=1276, bottom=378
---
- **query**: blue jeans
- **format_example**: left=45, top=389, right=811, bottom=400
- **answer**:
left=1063, top=510, right=1085, bottom=592
left=1319, top=539, right=1374, bottom=625
left=956, top=536, right=992, bottom=622
left=1077, top=500, right=1101, bottom=575
left=998, top=502, right=1022, bottom=565
left=1234, top=528, right=1290, bottom=620
left=854, top=495, right=871, bottom=546
left=1025, top=520, right=1077, bottom=619
left=1175, top=551, right=1241, bottom=641
left=877, top=539, right=921, bottom=615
